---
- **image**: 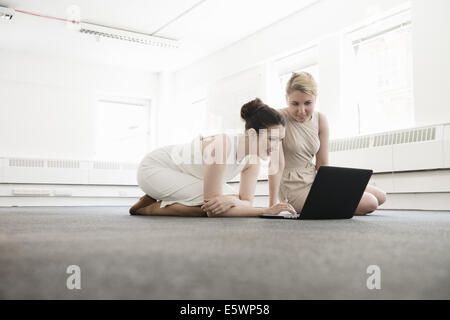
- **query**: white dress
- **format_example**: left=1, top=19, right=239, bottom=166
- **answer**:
left=136, top=134, right=249, bottom=208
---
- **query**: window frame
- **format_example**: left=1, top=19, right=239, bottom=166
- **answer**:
left=344, top=8, right=414, bottom=135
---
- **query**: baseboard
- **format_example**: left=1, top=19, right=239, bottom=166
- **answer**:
left=378, top=192, right=450, bottom=211
left=0, top=196, right=137, bottom=207
left=0, top=183, right=142, bottom=207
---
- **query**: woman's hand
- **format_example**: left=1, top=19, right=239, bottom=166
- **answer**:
left=263, top=200, right=297, bottom=215
left=201, top=195, right=237, bottom=216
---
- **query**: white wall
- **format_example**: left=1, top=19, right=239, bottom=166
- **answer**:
left=317, top=34, right=343, bottom=136
left=172, top=0, right=450, bottom=139
left=205, top=65, right=266, bottom=134
left=0, top=50, right=158, bottom=160
left=412, top=0, right=450, bottom=126
left=175, top=0, right=405, bottom=88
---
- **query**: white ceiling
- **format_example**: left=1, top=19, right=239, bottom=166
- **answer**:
left=0, top=0, right=317, bottom=72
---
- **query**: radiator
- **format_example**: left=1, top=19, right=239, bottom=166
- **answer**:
left=328, top=123, right=450, bottom=172
left=0, top=158, right=138, bottom=185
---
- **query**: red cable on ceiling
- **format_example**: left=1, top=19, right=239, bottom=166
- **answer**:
left=15, top=9, right=79, bottom=24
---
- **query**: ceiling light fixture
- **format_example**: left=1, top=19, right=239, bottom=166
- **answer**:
left=78, top=22, right=179, bottom=49
left=3, top=6, right=178, bottom=49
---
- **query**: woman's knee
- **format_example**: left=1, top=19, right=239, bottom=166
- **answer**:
left=377, top=190, right=387, bottom=205
left=366, top=185, right=387, bottom=206
left=355, top=193, right=378, bottom=215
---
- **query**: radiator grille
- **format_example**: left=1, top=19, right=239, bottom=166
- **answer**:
left=330, top=126, right=438, bottom=152
left=93, top=162, right=121, bottom=170
left=330, top=136, right=371, bottom=152
left=8, top=159, right=45, bottom=168
left=47, top=160, right=80, bottom=169
left=373, top=127, right=436, bottom=147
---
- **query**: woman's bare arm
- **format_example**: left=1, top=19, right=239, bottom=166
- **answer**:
left=202, top=135, right=256, bottom=214
left=202, top=134, right=296, bottom=217
left=203, top=134, right=231, bottom=199
left=202, top=159, right=259, bottom=215
left=268, top=143, right=285, bottom=206
left=236, top=158, right=260, bottom=207
left=316, top=112, right=329, bottom=170
left=208, top=202, right=296, bottom=217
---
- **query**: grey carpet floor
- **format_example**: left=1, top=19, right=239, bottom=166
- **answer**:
left=0, top=206, right=449, bottom=300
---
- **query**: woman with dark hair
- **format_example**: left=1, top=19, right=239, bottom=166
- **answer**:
left=129, top=98, right=296, bottom=217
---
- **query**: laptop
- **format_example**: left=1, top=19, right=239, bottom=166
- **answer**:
left=260, top=166, right=373, bottom=220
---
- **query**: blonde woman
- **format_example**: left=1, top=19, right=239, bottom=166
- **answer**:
left=130, top=98, right=296, bottom=217
left=269, top=72, right=386, bottom=215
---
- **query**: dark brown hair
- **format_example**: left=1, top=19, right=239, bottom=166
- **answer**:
left=240, top=98, right=285, bottom=131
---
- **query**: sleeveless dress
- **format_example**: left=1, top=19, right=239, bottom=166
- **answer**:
left=136, top=134, right=249, bottom=208
left=278, top=109, right=320, bottom=212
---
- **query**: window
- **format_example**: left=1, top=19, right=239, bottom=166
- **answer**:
left=348, top=10, right=414, bottom=135
left=94, top=97, right=151, bottom=162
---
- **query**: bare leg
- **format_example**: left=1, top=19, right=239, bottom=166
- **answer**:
left=355, top=192, right=379, bottom=216
left=365, top=185, right=387, bottom=206
left=135, top=201, right=207, bottom=217
left=129, top=195, right=157, bottom=215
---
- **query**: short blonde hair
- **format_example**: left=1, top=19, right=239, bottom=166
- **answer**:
left=285, top=72, right=318, bottom=97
